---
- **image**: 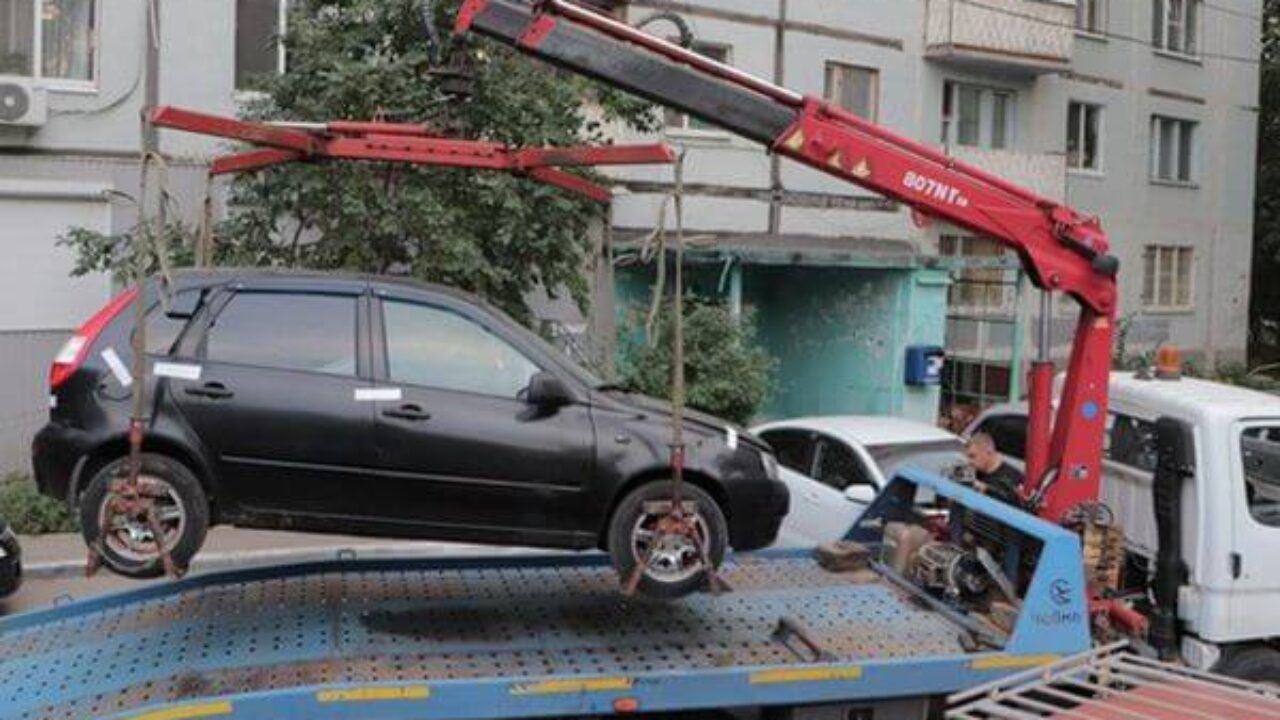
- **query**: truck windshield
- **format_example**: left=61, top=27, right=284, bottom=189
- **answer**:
left=1243, top=423, right=1280, bottom=527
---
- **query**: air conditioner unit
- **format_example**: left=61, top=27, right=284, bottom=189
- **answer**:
left=0, top=80, right=48, bottom=128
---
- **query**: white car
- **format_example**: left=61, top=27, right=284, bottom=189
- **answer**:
left=751, top=416, right=968, bottom=546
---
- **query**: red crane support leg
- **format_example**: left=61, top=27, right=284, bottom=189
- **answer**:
left=1038, top=310, right=1114, bottom=522
left=1025, top=361, right=1055, bottom=498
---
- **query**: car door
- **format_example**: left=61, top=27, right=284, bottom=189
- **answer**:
left=171, top=283, right=377, bottom=518
left=367, top=292, right=595, bottom=546
left=759, top=429, right=869, bottom=543
left=811, top=435, right=879, bottom=532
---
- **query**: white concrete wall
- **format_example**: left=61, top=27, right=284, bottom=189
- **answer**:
left=0, top=0, right=241, bottom=472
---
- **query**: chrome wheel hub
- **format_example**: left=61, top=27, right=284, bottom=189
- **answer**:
left=101, top=475, right=186, bottom=563
left=630, top=504, right=709, bottom=584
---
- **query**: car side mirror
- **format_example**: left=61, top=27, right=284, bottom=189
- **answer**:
left=526, top=372, right=574, bottom=408
left=844, top=485, right=877, bottom=505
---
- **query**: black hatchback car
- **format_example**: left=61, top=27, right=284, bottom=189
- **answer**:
left=33, top=270, right=786, bottom=597
left=0, top=519, right=20, bottom=599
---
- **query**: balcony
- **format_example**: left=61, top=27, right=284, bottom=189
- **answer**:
left=925, top=0, right=1075, bottom=75
left=949, top=146, right=1066, bottom=201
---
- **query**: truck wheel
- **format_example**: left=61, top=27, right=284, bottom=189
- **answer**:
left=79, top=454, right=209, bottom=579
left=607, top=481, right=728, bottom=599
left=1214, top=646, right=1280, bottom=685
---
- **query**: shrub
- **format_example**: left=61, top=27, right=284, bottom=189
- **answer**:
left=0, top=473, right=78, bottom=535
left=620, top=301, right=776, bottom=426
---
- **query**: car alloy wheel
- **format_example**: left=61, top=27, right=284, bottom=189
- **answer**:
left=98, top=475, right=188, bottom=564
left=630, top=502, right=711, bottom=584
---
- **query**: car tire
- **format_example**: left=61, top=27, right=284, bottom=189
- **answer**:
left=606, top=481, right=728, bottom=599
left=79, top=454, right=209, bottom=579
left=1214, top=646, right=1280, bottom=685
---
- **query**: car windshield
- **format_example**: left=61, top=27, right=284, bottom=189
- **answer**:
left=865, top=440, right=969, bottom=483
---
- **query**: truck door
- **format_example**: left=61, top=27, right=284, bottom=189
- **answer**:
left=1229, top=419, right=1280, bottom=639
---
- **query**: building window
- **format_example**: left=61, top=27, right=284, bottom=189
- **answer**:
left=1142, top=245, right=1194, bottom=310
left=940, top=236, right=1012, bottom=312
left=236, top=0, right=288, bottom=90
left=0, top=0, right=97, bottom=84
left=1067, top=102, right=1103, bottom=172
left=942, top=81, right=1015, bottom=150
left=1153, top=0, right=1199, bottom=57
left=1076, top=0, right=1106, bottom=34
left=665, top=42, right=730, bottom=132
left=1150, top=115, right=1198, bottom=184
left=824, top=62, right=878, bottom=121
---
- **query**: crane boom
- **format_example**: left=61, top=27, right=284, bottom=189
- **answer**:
left=456, top=0, right=1119, bottom=522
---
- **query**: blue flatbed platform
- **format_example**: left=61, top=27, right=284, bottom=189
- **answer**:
left=0, top=472, right=1093, bottom=720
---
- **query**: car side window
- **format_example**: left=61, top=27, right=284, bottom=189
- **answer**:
left=1243, top=423, right=1280, bottom=528
left=1108, top=413, right=1159, bottom=473
left=205, top=292, right=357, bottom=376
left=814, top=437, right=874, bottom=492
left=760, top=429, right=816, bottom=476
left=976, top=415, right=1028, bottom=460
left=383, top=300, right=540, bottom=399
left=138, top=289, right=203, bottom=356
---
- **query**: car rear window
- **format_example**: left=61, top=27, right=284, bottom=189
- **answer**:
left=205, top=292, right=357, bottom=376
left=974, top=414, right=1028, bottom=460
left=136, top=289, right=206, bottom=356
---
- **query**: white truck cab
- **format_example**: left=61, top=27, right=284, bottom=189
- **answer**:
left=970, top=371, right=1280, bottom=681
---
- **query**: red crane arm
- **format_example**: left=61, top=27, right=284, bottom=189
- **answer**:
left=458, top=0, right=1119, bottom=520
left=147, top=105, right=676, bottom=203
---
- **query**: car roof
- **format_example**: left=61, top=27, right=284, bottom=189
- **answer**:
left=753, top=415, right=961, bottom=448
left=167, top=267, right=495, bottom=306
left=975, top=372, right=1280, bottom=425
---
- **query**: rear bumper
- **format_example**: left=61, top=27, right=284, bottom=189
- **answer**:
left=0, top=531, right=21, bottom=599
left=32, top=422, right=92, bottom=505
left=728, top=478, right=789, bottom=551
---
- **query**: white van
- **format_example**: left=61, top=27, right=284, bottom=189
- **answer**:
left=970, top=371, right=1280, bottom=681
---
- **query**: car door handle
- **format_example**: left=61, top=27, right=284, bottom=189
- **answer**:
left=184, top=382, right=234, bottom=400
left=382, top=404, right=432, bottom=422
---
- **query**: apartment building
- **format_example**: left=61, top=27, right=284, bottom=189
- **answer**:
left=601, top=0, right=1261, bottom=415
left=0, top=0, right=285, bottom=473
left=0, top=0, right=1261, bottom=470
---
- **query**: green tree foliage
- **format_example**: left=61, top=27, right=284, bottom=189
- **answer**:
left=621, top=302, right=777, bottom=425
left=0, top=474, right=78, bottom=535
left=1253, top=0, right=1280, bottom=365
left=61, top=0, right=656, bottom=321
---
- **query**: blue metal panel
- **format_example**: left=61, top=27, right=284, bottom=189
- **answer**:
left=1, top=473, right=1089, bottom=720
left=849, top=469, right=1091, bottom=658
left=0, top=549, right=1076, bottom=720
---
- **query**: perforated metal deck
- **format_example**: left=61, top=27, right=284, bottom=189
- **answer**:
left=0, top=552, right=983, bottom=720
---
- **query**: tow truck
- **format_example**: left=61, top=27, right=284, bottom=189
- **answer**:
left=2, top=2, right=1276, bottom=719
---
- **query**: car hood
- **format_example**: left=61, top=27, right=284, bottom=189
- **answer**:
left=594, top=390, right=769, bottom=452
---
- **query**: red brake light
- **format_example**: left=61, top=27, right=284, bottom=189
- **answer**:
left=49, top=288, right=139, bottom=391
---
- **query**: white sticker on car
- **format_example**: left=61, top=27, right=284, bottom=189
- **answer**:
left=726, top=427, right=739, bottom=451
left=100, top=348, right=133, bottom=388
left=355, top=387, right=403, bottom=402
left=153, top=362, right=203, bottom=381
